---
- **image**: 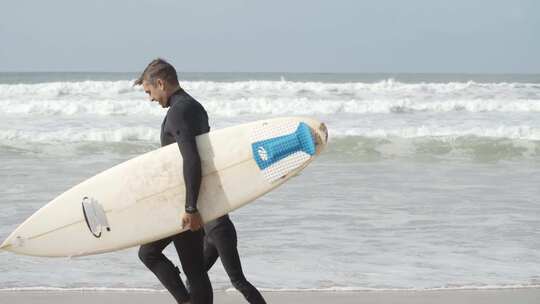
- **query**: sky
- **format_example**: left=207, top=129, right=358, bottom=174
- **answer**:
left=0, top=0, right=538, bottom=73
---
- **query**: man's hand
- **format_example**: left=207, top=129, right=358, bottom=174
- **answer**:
left=182, top=212, right=203, bottom=231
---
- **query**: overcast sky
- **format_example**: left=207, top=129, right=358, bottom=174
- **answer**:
left=0, top=0, right=538, bottom=73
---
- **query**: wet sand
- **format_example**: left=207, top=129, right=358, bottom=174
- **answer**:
left=1, top=288, right=539, bottom=304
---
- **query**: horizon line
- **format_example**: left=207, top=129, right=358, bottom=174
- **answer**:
left=1, top=71, right=539, bottom=75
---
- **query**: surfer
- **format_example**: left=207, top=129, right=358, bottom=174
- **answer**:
left=134, top=58, right=212, bottom=304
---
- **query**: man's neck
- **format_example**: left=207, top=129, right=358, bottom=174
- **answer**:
left=165, top=85, right=181, bottom=99
left=165, top=85, right=182, bottom=107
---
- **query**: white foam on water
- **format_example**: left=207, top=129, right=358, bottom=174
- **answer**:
left=0, top=126, right=160, bottom=143
left=2, top=284, right=540, bottom=293
left=1, top=80, right=540, bottom=117
left=0, top=287, right=165, bottom=292
left=2, top=125, right=540, bottom=143
left=336, top=125, right=540, bottom=141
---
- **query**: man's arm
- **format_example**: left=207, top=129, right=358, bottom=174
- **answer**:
left=168, top=105, right=204, bottom=231
left=177, top=139, right=202, bottom=214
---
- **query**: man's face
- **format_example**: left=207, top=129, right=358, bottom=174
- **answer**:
left=142, top=80, right=168, bottom=108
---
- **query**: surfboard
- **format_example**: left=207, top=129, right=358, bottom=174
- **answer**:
left=0, top=117, right=328, bottom=257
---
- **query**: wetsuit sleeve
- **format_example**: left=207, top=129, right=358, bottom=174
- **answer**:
left=167, top=106, right=202, bottom=214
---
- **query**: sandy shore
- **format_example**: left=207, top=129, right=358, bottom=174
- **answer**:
left=1, top=289, right=539, bottom=304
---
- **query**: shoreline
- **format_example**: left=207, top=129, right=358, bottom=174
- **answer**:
left=1, top=288, right=539, bottom=304
left=2, top=285, right=540, bottom=292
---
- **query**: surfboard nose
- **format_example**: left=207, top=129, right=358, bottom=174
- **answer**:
left=0, top=238, right=12, bottom=251
left=1, top=229, right=31, bottom=254
left=317, top=122, right=328, bottom=146
left=303, top=119, right=328, bottom=155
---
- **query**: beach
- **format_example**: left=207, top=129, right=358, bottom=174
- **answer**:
left=2, top=0, right=539, bottom=301
left=1, top=289, right=540, bottom=304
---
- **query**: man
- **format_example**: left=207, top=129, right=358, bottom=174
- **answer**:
left=135, top=58, right=212, bottom=304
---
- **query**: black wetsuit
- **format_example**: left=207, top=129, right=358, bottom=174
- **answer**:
left=179, top=215, right=266, bottom=303
left=202, top=215, right=267, bottom=304
left=138, top=88, right=212, bottom=304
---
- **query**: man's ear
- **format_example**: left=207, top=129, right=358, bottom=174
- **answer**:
left=156, top=79, right=165, bottom=90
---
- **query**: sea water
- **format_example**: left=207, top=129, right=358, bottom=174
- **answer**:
left=0, top=72, right=539, bottom=291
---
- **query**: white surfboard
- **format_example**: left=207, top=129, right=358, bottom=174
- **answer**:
left=0, top=117, right=328, bottom=257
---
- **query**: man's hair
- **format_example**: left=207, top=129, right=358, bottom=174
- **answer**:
left=134, top=58, right=179, bottom=86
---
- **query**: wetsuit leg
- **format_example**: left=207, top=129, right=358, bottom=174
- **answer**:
left=203, top=234, right=219, bottom=272
left=211, top=223, right=266, bottom=304
left=185, top=233, right=219, bottom=294
left=138, top=236, right=190, bottom=303
left=173, top=230, right=213, bottom=304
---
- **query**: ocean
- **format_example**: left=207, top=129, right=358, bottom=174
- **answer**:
left=0, top=72, right=539, bottom=292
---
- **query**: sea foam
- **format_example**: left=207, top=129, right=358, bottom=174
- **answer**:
left=1, top=80, right=539, bottom=117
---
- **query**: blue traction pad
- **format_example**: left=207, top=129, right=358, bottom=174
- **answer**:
left=252, top=122, right=316, bottom=170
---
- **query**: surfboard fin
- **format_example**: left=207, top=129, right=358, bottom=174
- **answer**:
left=82, top=197, right=111, bottom=238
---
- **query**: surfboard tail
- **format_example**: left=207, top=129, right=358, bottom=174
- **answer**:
left=251, top=122, right=316, bottom=170
left=250, top=119, right=327, bottom=183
